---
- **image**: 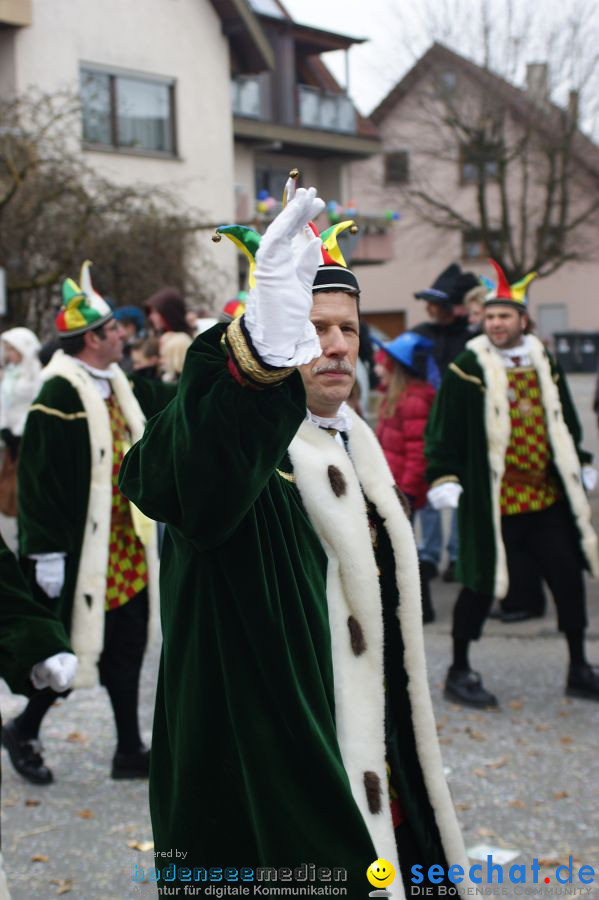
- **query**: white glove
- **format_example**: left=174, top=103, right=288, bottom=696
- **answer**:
left=31, top=652, right=78, bottom=692
left=428, top=482, right=463, bottom=510
left=582, top=465, right=598, bottom=492
left=244, top=186, right=325, bottom=367
left=33, top=553, right=66, bottom=599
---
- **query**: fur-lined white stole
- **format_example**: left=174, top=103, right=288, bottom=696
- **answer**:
left=288, top=413, right=469, bottom=895
left=41, top=351, right=159, bottom=688
left=467, top=333, right=598, bottom=599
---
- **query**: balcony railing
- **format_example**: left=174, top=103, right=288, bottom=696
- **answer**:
left=231, top=76, right=263, bottom=119
left=297, top=85, right=356, bottom=134
left=232, top=77, right=358, bottom=135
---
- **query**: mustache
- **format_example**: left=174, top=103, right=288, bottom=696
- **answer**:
left=312, top=360, right=354, bottom=376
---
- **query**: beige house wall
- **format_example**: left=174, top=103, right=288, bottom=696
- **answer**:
left=350, top=80, right=599, bottom=339
left=4, top=0, right=238, bottom=307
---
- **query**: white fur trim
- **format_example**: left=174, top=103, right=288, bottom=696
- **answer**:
left=41, top=352, right=159, bottom=687
left=468, top=334, right=598, bottom=597
left=288, top=415, right=468, bottom=889
left=347, top=413, right=470, bottom=879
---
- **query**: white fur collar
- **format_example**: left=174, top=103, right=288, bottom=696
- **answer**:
left=467, top=333, right=598, bottom=596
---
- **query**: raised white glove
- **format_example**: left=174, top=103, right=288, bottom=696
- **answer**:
left=31, top=652, right=78, bottom=692
left=427, top=482, right=463, bottom=510
left=582, top=465, right=598, bottom=492
left=244, top=186, right=325, bottom=367
left=33, top=553, right=66, bottom=599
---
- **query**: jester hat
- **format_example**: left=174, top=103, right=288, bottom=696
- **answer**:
left=56, top=261, right=113, bottom=337
left=484, top=260, right=538, bottom=311
left=212, top=169, right=360, bottom=296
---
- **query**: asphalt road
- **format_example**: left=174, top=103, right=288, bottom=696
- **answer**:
left=1, top=374, right=597, bottom=900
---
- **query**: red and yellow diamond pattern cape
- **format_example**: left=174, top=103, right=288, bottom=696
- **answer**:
left=105, top=392, right=148, bottom=610
left=500, top=367, right=560, bottom=515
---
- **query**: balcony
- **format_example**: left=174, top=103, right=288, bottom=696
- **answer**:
left=297, top=85, right=356, bottom=134
left=231, top=75, right=264, bottom=119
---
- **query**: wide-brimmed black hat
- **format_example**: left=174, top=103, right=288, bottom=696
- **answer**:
left=414, top=264, right=461, bottom=304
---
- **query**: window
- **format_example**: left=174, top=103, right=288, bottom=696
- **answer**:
left=462, top=228, right=503, bottom=260
left=231, top=76, right=263, bottom=118
left=255, top=167, right=289, bottom=201
left=460, top=141, right=501, bottom=183
left=384, top=151, right=409, bottom=184
left=80, top=67, right=176, bottom=155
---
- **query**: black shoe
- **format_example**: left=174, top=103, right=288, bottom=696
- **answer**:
left=566, top=664, right=599, bottom=701
left=111, top=745, right=150, bottom=779
left=442, top=561, right=457, bottom=583
left=488, top=607, right=502, bottom=619
left=1, top=720, right=53, bottom=785
left=501, top=610, right=538, bottom=623
left=444, top=668, right=498, bottom=709
left=419, top=560, right=438, bottom=582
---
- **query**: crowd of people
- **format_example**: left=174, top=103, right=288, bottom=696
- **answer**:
left=0, top=175, right=597, bottom=897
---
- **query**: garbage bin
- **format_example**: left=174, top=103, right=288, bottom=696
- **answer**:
left=553, top=331, right=599, bottom=373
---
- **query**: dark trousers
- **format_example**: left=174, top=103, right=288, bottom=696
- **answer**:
left=17, top=590, right=148, bottom=753
left=453, top=503, right=587, bottom=641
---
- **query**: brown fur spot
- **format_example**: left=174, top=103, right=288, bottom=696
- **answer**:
left=328, top=465, right=346, bottom=497
left=348, top=616, right=366, bottom=656
left=393, top=485, right=411, bottom=517
left=364, top=771, right=382, bottom=814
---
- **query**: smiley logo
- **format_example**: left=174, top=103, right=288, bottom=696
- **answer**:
left=366, top=858, right=395, bottom=888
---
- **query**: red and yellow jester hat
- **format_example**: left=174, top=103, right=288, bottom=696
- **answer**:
left=55, top=261, right=113, bottom=337
left=484, top=259, right=538, bottom=311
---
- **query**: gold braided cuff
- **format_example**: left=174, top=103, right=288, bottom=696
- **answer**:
left=429, top=475, right=460, bottom=489
left=225, top=316, right=295, bottom=388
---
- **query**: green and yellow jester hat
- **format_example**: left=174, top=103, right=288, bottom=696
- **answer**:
left=56, top=261, right=114, bottom=337
left=484, top=259, right=538, bottom=311
left=212, top=168, right=360, bottom=295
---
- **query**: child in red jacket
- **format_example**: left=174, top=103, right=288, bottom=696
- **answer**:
left=374, top=332, right=438, bottom=621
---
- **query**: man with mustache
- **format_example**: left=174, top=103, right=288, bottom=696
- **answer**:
left=119, top=182, right=467, bottom=897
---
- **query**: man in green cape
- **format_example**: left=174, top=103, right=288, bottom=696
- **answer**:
left=120, top=181, right=467, bottom=897
left=426, top=260, right=599, bottom=709
left=5, top=263, right=174, bottom=785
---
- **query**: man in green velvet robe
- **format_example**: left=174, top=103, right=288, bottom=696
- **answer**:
left=120, top=184, right=467, bottom=897
left=6, top=264, right=174, bottom=786
left=426, top=260, right=599, bottom=709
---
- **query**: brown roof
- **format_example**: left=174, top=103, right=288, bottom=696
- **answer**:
left=371, top=42, right=599, bottom=181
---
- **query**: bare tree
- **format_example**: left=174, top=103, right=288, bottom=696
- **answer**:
left=0, top=90, right=218, bottom=333
left=375, top=0, right=599, bottom=280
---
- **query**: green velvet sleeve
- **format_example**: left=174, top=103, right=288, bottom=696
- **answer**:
left=552, top=360, right=593, bottom=465
left=0, top=536, right=72, bottom=696
left=18, top=378, right=87, bottom=556
left=425, top=356, right=476, bottom=486
left=119, top=325, right=307, bottom=550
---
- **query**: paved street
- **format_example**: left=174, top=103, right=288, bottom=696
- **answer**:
left=1, top=374, right=598, bottom=899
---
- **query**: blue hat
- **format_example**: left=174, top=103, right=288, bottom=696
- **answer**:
left=114, top=305, right=145, bottom=332
left=373, top=331, right=440, bottom=388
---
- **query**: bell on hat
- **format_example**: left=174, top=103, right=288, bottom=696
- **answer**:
left=372, top=331, right=440, bottom=388
left=414, top=264, right=462, bottom=304
left=484, top=259, right=538, bottom=310
left=55, top=261, right=113, bottom=337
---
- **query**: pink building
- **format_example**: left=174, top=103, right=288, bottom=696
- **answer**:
left=349, top=43, right=599, bottom=347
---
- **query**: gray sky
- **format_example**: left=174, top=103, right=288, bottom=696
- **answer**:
left=282, top=0, right=599, bottom=134
left=282, top=0, right=406, bottom=115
